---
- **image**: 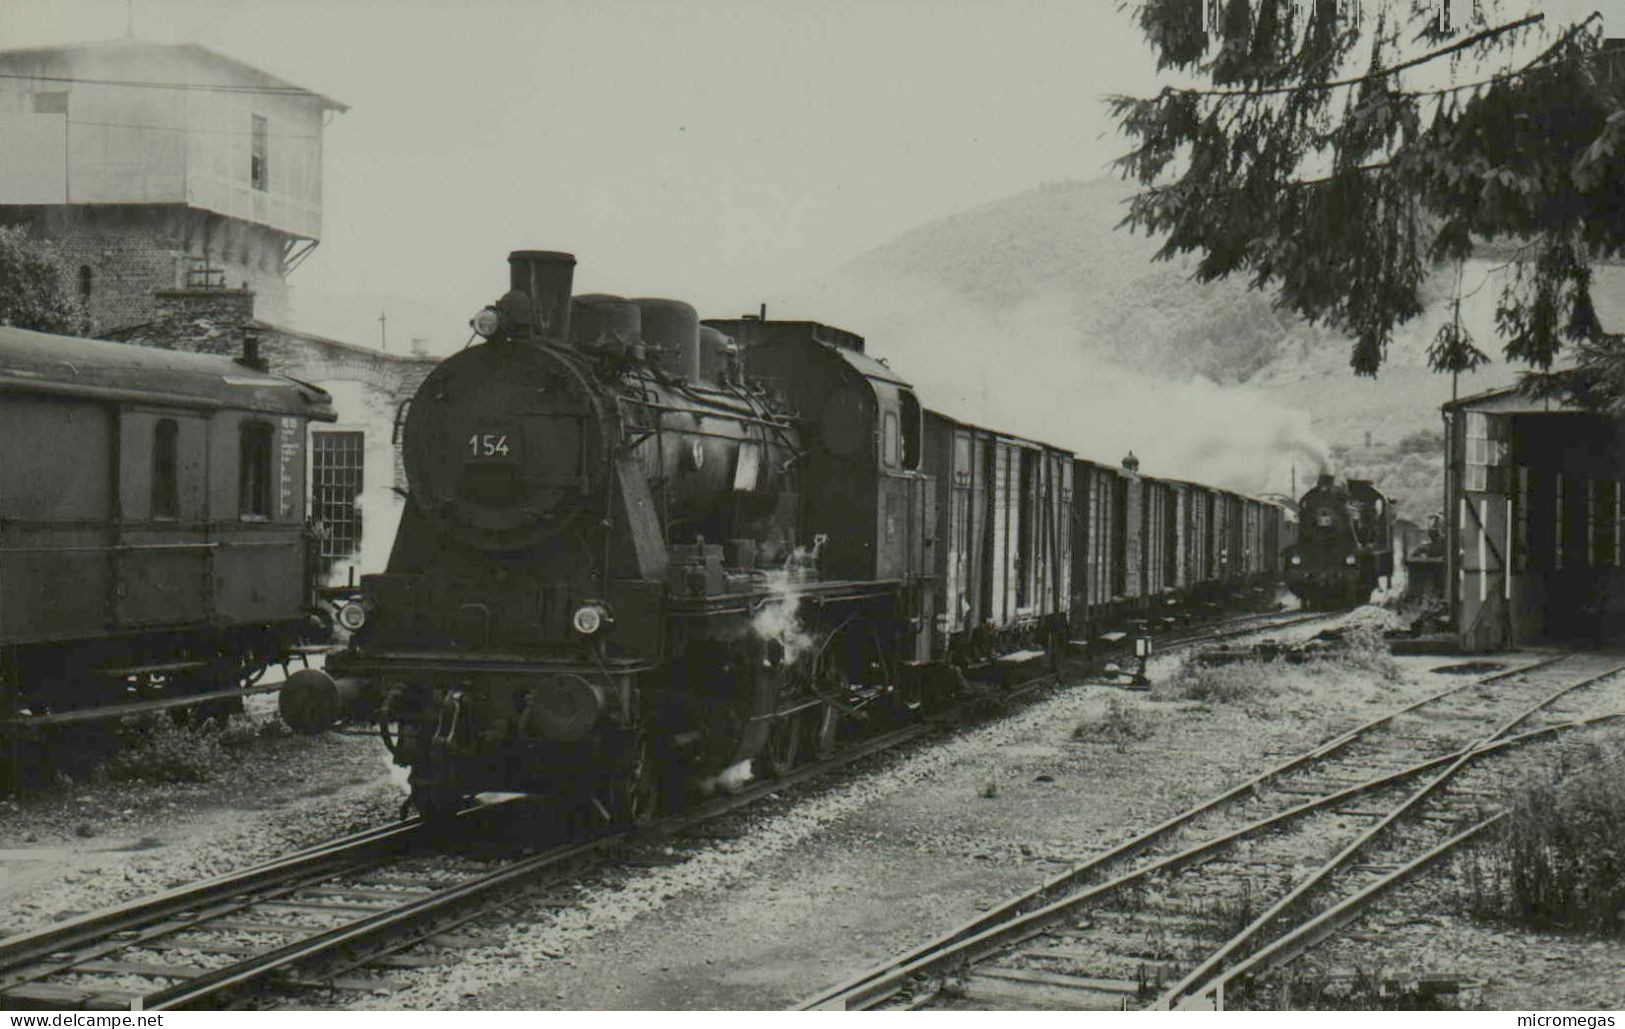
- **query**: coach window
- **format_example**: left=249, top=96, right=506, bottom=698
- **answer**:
left=239, top=422, right=275, bottom=520
left=152, top=419, right=179, bottom=520
left=899, top=389, right=922, bottom=470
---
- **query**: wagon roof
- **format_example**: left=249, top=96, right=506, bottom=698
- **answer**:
left=0, top=326, right=335, bottom=418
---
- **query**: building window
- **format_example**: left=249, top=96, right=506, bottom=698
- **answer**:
left=32, top=91, right=68, bottom=114
left=239, top=422, right=275, bottom=519
left=77, top=265, right=93, bottom=301
left=251, top=114, right=268, bottom=191
left=312, top=431, right=365, bottom=571
left=152, top=419, right=179, bottom=519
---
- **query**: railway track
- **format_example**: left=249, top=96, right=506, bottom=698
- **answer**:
left=0, top=607, right=1337, bottom=1010
left=798, top=650, right=1625, bottom=1011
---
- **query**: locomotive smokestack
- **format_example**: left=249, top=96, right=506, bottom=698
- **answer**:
left=506, top=250, right=576, bottom=342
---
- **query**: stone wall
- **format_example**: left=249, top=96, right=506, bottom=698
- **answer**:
left=0, top=204, right=292, bottom=332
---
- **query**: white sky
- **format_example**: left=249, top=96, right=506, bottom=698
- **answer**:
left=0, top=0, right=1161, bottom=331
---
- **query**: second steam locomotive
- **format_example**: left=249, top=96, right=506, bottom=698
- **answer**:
left=326, top=249, right=1285, bottom=822
left=1284, top=474, right=1394, bottom=609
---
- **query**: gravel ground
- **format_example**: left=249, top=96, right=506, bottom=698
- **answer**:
left=0, top=695, right=404, bottom=940
left=364, top=608, right=1608, bottom=1011
left=1238, top=719, right=1625, bottom=1012
left=8, top=612, right=1620, bottom=1012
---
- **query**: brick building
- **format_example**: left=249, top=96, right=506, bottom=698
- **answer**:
left=0, top=37, right=346, bottom=332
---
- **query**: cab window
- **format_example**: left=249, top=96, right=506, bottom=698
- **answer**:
left=899, top=389, right=922, bottom=470
left=882, top=411, right=900, bottom=469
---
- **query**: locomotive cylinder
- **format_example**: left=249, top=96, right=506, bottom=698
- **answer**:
left=508, top=250, right=576, bottom=342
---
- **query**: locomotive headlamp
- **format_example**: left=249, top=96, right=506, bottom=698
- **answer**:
left=1290, top=554, right=1302, bottom=566
left=1344, top=554, right=1358, bottom=566
left=571, top=601, right=612, bottom=636
left=470, top=306, right=503, bottom=339
left=336, top=600, right=368, bottom=632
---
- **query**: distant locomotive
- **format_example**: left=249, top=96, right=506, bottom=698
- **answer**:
left=0, top=326, right=336, bottom=787
left=1284, top=474, right=1394, bottom=608
left=322, top=249, right=1286, bottom=823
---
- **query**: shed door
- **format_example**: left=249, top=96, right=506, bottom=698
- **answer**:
left=1458, top=411, right=1511, bottom=649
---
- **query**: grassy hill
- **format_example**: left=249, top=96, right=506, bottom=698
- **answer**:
left=782, top=177, right=1596, bottom=519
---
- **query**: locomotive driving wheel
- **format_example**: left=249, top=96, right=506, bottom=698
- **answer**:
left=610, top=731, right=661, bottom=828
left=758, top=713, right=802, bottom=778
left=809, top=702, right=840, bottom=761
left=410, top=781, right=469, bottom=825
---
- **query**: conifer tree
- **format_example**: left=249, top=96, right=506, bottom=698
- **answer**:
left=1113, top=1, right=1625, bottom=409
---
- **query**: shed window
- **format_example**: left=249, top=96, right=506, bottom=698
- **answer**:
left=1555, top=474, right=1565, bottom=571
left=239, top=422, right=275, bottom=519
left=251, top=115, right=269, bottom=192
left=152, top=419, right=179, bottom=520
left=1589, top=480, right=1607, bottom=568
left=1465, top=412, right=1493, bottom=492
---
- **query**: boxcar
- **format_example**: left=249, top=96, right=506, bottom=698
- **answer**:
left=1, top=327, right=335, bottom=736
left=923, top=410, right=1072, bottom=662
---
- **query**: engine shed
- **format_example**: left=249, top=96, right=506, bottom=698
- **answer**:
left=1443, top=385, right=1625, bottom=651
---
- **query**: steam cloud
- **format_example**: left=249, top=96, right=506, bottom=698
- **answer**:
left=784, top=270, right=1331, bottom=498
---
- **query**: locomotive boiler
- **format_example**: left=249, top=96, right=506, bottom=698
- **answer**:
left=328, top=251, right=933, bottom=821
left=1283, top=474, right=1394, bottom=609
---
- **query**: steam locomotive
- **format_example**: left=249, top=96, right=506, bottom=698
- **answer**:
left=321, top=249, right=1284, bottom=822
left=1283, top=474, right=1394, bottom=609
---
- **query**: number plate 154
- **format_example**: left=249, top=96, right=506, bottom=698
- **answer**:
left=466, top=432, right=518, bottom=461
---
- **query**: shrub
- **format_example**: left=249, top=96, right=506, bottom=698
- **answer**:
left=1152, top=659, right=1273, bottom=705
left=1323, top=623, right=1402, bottom=681
left=101, top=717, right=227, bottom=783
left=99, top=713, right=290, bottom=784
left=1455, top=746, right=1625, bottom=936
left=1073, top=696, right=1157, bottom=747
